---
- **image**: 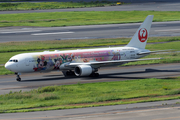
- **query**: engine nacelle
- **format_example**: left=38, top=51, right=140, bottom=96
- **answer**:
left=74, top=65, right=93, bottom=76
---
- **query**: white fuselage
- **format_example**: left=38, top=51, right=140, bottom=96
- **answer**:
left=5, top=46, right=149, bottom=73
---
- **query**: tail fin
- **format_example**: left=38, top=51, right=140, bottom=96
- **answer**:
left=126, top=15, right=153, bottom=49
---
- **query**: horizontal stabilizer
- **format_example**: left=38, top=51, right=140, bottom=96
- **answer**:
left=137, top=49, right=173, bottom=55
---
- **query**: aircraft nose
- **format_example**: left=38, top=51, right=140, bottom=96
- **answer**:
left=5, top=62, right=9, bottom=69
left=5, top=62, right=12, bottom=70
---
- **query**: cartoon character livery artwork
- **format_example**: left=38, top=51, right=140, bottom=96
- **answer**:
left=33, top=50, right=121, bottom=71
left=5, top=15, right=162, bottom=81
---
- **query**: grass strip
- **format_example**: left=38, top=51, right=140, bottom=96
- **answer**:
left=1, top=11, right=180, bottom=27
left=0, top=1, right=116, bottom=11
left=1, top=36, right=180, bottom=53
left=1, top=78, right=180, bottom=113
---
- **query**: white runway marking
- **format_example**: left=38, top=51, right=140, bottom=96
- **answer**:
left=0, top=30, right=42, bottom=34
left=155, top=29, right=180, bottom=32
left=31, top=32, right=74, bottom=35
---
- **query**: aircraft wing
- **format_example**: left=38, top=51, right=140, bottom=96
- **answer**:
left=137, top=50, right=173, bottom=55
left=65, top=58, right=162, bottom=68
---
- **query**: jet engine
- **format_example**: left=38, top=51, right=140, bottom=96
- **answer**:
left=74, top=65, right=93, bottom=76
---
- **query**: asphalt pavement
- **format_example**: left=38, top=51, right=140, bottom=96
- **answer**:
left=1, top=99, right=180, bottom=120
left=0, top=2, right=180, bottom=14
left=1, top=21, right=180, bottom=43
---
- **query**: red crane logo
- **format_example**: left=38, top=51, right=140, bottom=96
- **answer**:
left=138, top=28, right=148, bottom=42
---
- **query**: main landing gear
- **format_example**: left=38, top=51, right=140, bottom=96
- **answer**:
left=89, top=72, right=99, bottom=77
left=62, top=70, right=75, bottom=77
left=62, top=70, right=99, bottom=77
left=15, top=73, right=21, bottom=81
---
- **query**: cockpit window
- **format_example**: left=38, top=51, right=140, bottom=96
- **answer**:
left=9, top=59, right=18, bottom=62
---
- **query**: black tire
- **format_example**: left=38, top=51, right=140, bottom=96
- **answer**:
left=16, top=78, right=21, bottom=82
left=89, top=73, right=99, bottom=77
left=95, top=73, right=99, bottom=77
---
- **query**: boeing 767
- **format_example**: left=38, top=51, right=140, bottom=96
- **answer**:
left=5, top=15, right=161, bottom=81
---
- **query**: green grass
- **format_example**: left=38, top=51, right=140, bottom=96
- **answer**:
left=0, top=38, right=127, bottom=52
left=1, top=78, right=180, bottom=113
left=1, top=36, right=180, bottom=53
left=0, top=66, right=13, bottom=75
left=1, top=11, right=180, bottom=27
left=0, top=1, right=116, bottom=11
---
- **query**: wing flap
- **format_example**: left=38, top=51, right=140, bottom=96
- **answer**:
left=65, top=58, right=162, bottom=68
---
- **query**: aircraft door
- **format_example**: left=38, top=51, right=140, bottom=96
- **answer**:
left=130, top=51, right=136, bottom=59
left=125, top=50, right=136, bottom=59
left=25, top=59, right=30, bottom=66
left=125, top=51, right=130, bottom=59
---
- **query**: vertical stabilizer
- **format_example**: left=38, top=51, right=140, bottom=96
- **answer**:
left=126, top=15, right=153, bottom=49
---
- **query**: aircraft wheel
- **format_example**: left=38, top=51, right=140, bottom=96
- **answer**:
left=62, top=70, right=75, bottom=77
left=16, top=78, right=21, bottom=82
left=94, top=73, right=99, bottom=77
left=66, top=71, right=71, bottom=76
left=90, top=73, right=99, bottom=77
left=16, top=74, right=21, bottom=81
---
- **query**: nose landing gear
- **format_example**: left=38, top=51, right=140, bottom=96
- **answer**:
left=15, top=73, right=21, bottom=81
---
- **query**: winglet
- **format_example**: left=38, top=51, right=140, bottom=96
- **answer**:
left=126, top=15, right=154, bottom=49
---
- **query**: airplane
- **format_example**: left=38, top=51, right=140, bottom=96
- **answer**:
left=5, top=15, right=161, bottom=81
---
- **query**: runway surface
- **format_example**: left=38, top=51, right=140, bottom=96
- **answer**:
left=1, top=2, right=180, bottom=14
left=0, top=99, right=180, bottom=120
left=1, top=21, right=180, bottom=42
left=1, top=63, right=180, bottom=119
left=1, top=63, right=180, bottom=95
